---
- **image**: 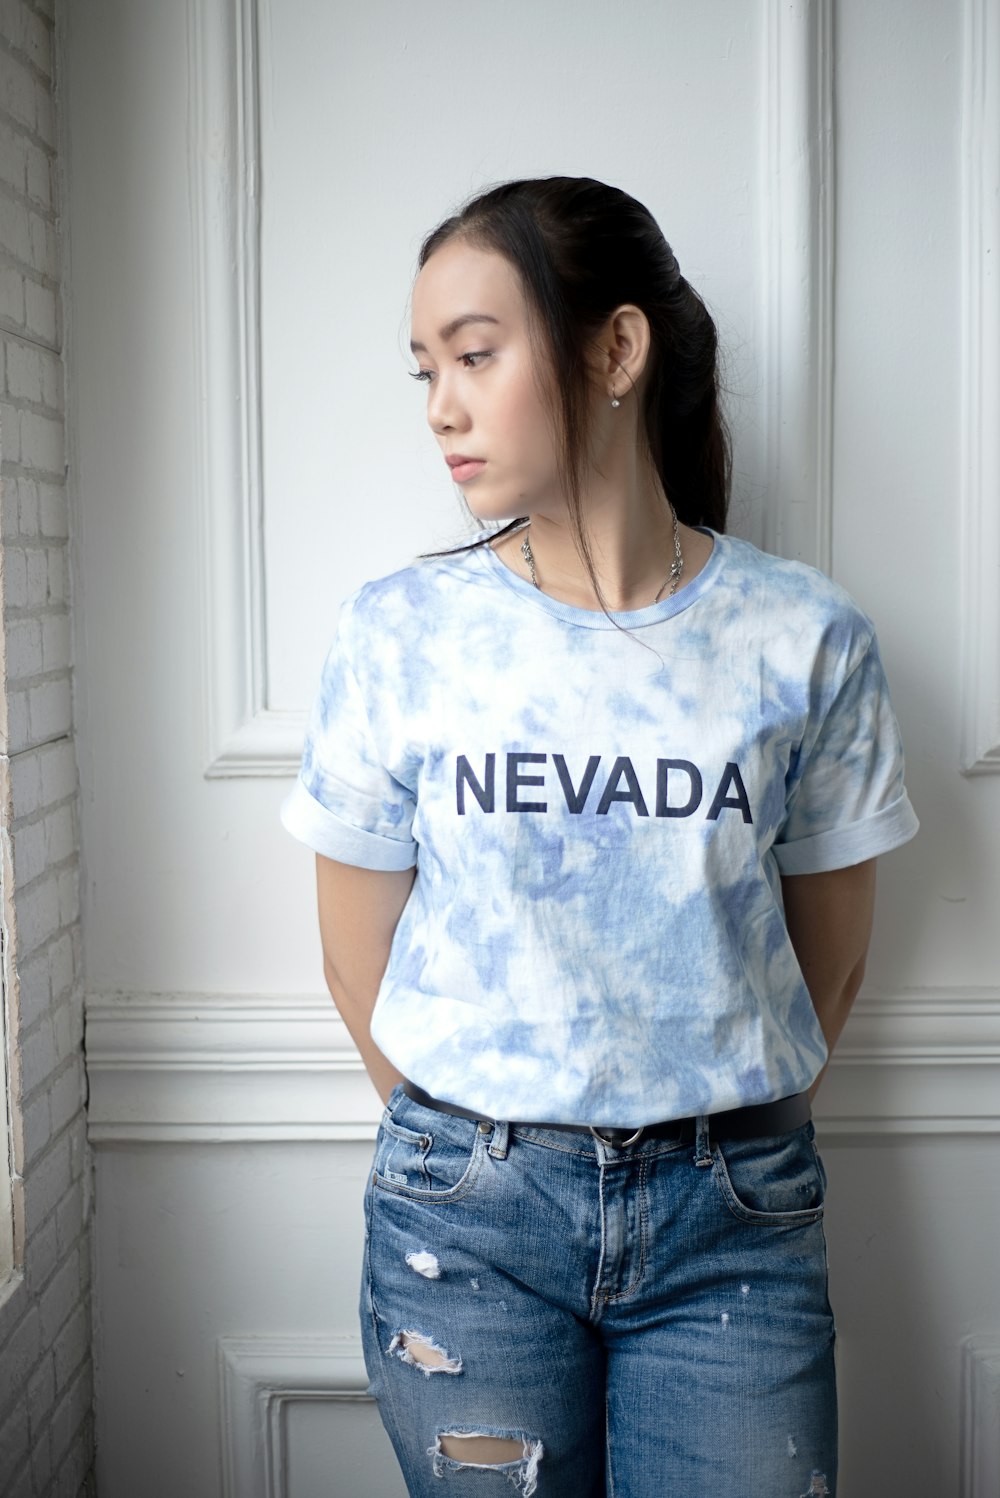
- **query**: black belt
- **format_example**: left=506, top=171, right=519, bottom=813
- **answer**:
left=401, top=1079, right=811, bottom=1149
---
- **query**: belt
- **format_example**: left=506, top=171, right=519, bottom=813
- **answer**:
left=401, top=1079, right=811, bottom=1149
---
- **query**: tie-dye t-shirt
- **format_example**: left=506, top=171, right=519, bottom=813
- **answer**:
left=280, top=525, right=919, bottom=1125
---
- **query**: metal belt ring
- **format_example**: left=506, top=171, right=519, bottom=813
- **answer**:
left=589, top=1124, right=645, bottom=1147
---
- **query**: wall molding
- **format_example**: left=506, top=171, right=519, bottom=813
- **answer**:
left=86, top=992, right=378, bottom=1142
left=960, top=1334, right=1000, bottom=1496
left=959, top=0, right=1000, bottom=775
left=761, top=0, right=835, bottom=571
left=218, top=1335, right=385, bottom=1498
left=84, top=989, right=1000, bottom=1143
left=189, top=0, right=302, bottom=777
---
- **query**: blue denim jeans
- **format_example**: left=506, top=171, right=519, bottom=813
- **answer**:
left=360, top=1082, right=837, bottom=1497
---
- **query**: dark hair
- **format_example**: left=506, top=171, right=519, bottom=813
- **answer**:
left=414, top=176, right=732, bottom=613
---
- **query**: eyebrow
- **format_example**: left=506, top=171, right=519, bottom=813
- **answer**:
left=409, top=313, right=500, bottom=355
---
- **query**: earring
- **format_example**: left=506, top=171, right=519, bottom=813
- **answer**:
left=610, top=390, right=621, bottom=408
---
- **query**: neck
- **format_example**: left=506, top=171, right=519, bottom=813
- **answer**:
left=521, top=448, right=681, bottom=612
left=522, top=517, right=679, bottom=610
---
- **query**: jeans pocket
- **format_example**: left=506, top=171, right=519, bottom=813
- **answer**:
left=372, top=1104, right=485, bottom=1202
left=711, top=1121, right=826, bottom=1225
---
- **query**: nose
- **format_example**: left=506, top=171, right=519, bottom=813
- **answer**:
left=426, top=370, right=468, bottom=435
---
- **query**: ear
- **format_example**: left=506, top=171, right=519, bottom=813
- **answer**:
left=594, top=304, right=653, bottom=398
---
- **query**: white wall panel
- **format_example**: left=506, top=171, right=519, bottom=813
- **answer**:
left=194, top=0, right=777, bottom=779
left=195, top=0, right=846, bottom=778
left=834, top=0, right=1000, bottom=1002
left=218, top=1337, right=406, bottom=1498
left=90, top=1140, right=377, bottom=1498
left=259, top=0, right=768, bottom=716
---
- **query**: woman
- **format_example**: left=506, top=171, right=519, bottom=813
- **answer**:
left=280, top=176, right=918, bottom=1497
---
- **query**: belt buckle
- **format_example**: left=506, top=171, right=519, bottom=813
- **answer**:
left=589, top=1124, right=645, bottom=1148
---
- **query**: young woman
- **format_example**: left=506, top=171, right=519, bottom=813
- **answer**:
left=281, top=176, right=918, bottom=1498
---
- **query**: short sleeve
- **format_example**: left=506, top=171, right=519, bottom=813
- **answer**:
left=279, top=600, right=418, bottom=870
left=771, top=630, right=919, bottom=875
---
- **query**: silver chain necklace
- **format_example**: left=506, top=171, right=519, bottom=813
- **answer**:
left=519, top=504, right=684, bottom=604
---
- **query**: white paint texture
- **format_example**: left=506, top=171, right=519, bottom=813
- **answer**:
left=54, top=0, right=1000, bottom=1494
left=0, top=0, right=96, bottom=1492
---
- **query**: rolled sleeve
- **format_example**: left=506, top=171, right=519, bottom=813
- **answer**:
left=280, top=778, right=418, bottom=869
left=772, top=631, right=919, bottom=875
left=772, top=790, right=919, bottom=874
left=280, top=596, right=418, bottom=868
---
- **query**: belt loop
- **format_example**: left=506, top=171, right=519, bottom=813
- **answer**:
left=487, top=1119, right=509, bottom=1160
left=694, top=1111, right=713, bottom=1166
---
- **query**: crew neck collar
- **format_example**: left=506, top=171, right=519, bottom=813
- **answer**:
left=472, top=524, right=725, bottom=630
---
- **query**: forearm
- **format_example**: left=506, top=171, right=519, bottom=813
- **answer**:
left=315, top=859, right=416, bottom=1107
left=324, top=964, right=405, bottom=1106
left=781, top=859, right=877, bottom=1105
left=804, top=959, right=867, bottom=1102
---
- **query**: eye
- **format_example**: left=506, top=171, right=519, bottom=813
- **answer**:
left=407, top=350, right=491, bottom=386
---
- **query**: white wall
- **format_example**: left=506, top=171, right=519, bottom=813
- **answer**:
left=62, top=0, right=1000, bottom=1494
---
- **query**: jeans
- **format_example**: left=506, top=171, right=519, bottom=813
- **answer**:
left=360, top=1082, right=837, bottom=1497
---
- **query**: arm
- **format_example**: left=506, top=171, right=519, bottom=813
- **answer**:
left=315, top=853, right=417, bottom=1105
left=780, top=857, right=877, bottom=1103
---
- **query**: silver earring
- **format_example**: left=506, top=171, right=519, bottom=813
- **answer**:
left=610, top=391, right=621, bottom=408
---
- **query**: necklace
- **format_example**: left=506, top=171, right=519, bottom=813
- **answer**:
left=519, top=504, right=684, bottom=604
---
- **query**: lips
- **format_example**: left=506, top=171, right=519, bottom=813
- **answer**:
left=446, top=454, right=487, bottom=483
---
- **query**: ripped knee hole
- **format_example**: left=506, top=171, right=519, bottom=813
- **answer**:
left=439, top=1434, right=526, bottom=1464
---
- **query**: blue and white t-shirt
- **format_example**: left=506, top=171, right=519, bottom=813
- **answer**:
left=280, top=525, right=919, bottom=1125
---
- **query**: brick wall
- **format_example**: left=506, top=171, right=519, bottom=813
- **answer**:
left=0, top=0, right=95, bottom=1493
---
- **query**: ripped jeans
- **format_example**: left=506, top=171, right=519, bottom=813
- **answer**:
left=360, top=1082, right=837, bottom=1497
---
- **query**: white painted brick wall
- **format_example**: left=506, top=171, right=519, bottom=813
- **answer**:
left=0, top=1, right=95, bottom=1493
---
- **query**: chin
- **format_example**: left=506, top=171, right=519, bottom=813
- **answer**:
left=466, top=495, right=527, bottom=526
